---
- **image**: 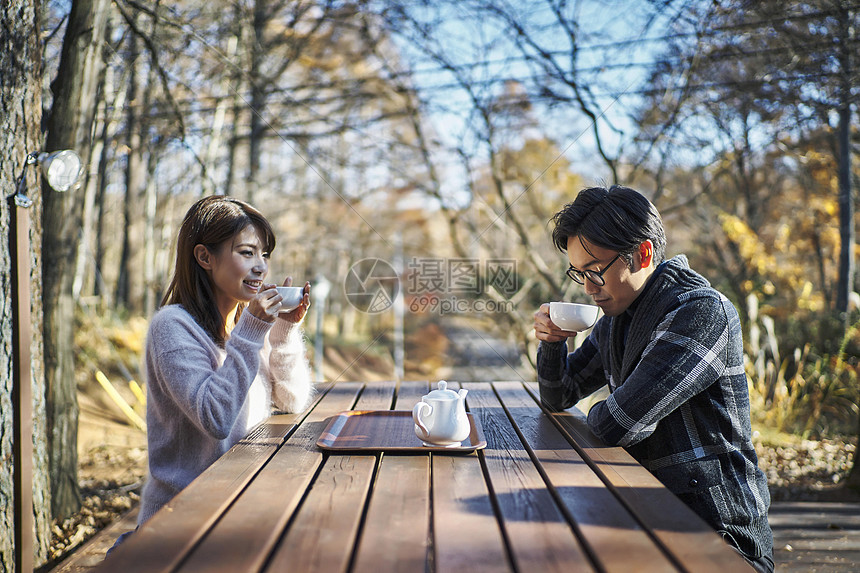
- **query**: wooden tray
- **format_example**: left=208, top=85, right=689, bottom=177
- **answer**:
left=316, top=410, right=487, bottom=453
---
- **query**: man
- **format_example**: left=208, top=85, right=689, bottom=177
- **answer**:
left=534, top=185, right=774, bottom=572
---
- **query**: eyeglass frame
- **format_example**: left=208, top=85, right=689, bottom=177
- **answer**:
left=565, top=253, right=623, bottom=286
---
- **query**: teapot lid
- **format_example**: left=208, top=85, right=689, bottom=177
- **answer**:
left=425, top=380, right=459, bottom=400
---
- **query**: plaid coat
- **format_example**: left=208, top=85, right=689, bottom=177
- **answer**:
left=538, top=255, right=773, bottom=559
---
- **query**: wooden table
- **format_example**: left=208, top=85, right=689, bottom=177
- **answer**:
left=98, top=381, right=751, bottom=573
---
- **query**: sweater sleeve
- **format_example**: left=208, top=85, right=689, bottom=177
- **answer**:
left=586, top=296, right=729, bottom=447
left=264, top=318, right=314, bottom=413
left=537, top=320, right=608, bottom=411
left=148, top=308, right=272, bottom=439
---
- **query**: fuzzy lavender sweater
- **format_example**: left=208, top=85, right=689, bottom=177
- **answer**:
left=138, top=305, right=313, bottom=524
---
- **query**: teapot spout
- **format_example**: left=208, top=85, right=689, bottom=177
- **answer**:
left=458, top=388, right=468, bottom=400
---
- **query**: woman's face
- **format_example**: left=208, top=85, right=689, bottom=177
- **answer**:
left=204, top=224, right=270, bottom=314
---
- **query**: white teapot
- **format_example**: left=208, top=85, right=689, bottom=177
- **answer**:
left=412, top=380, right=470, bottom=446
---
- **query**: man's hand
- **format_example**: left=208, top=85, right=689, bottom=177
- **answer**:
left=534, top=303, right=578, bottom=342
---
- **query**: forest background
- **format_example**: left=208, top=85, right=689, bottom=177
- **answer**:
left=1, top=0, right=859, bottom=570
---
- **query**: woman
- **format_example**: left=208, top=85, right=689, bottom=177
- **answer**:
left=130, top=195, right=314, bottom=536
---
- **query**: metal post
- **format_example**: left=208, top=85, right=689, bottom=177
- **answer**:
left=10, top=193, right=34, bottom=573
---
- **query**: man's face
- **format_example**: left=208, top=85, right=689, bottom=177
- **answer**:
left=566, top=236, right=654, bottom=317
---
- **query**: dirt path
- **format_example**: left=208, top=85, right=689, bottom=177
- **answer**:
left=771, top=501, right=860, bottom=572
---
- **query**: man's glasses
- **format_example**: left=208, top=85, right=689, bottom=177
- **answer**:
left=566, top=253, right=622, bottom=286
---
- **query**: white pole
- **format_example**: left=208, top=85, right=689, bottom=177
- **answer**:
left=394, top=233, right=404, bottom=382
left=313, top=275, right=331, bottom=381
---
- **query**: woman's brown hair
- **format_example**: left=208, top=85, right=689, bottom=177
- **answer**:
left=161, top=195, right=276, bottom=345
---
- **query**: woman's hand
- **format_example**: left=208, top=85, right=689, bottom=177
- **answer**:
left=279, top=278, right=311, bottom=324
left=533, top=303, right=577, bottom=343
left=247, top=284, right=282, bottom=323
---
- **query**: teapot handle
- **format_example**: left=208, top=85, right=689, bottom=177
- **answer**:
left=412, top=401, right=432, bottom=439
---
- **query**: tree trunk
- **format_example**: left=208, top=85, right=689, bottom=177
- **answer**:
left=42, top=0, right=111, bottom=521
left=225, top=103, right=242, bottom=197
left=247, top=0, right=268, bottom=205
left=225, top=5, right=250, bottom=199
left=1, top=2, right=54, bottom=568
left=835, top=1, right=854, bottom=317
left=116, top=16, right=144, bottom=312
left=92, top=60, right=126, bottom=305
left=73, top=90, right=106, bottom=300
left=143, top=149, right=159, bottom=316
left=93, top=138, right=109, bottom=303
left=836, top=106, right=854, bottom=313
left=836, top=0, right=860, bottom=492
left=139, top=32, right=161, bottom=317
left=73, top=12, right=116, bottom=302
left=202, top=30, right=240, bottom=196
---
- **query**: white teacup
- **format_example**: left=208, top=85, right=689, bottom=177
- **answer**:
left=549, top=302, right=599, bottom=331
left=275, top=286, right=304, bottom=313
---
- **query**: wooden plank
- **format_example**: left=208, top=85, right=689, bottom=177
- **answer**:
left=258, top=380, right=336, bottom=440
left=430, top=381, right=508, bottom=572
left=263, top=381, right=396, bottom=572
left=494, top=382, right=678, bottom=572
left=245, top=405, right=311, bottom=445
left=394, top=380, right=430, bottom=409
left=351, top=455, right=431, bottom=573
left=264, top=455, right=377, bottom=573
left=97, top=442, right=278, bottom=573
left=94, top=385, right=334, bottom=573
left=466, top=383, right=596, bottom=573
left=172, top=382, right=364, bottom=573
left=356, top=380, right=397, bottom=410
left=524, top=385, right=751, bottom=572
left=238, top=412, right=303, bottom=446
left=432, top=455, right=512, bottom=572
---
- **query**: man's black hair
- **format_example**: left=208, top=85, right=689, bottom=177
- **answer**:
left=550, top=185, right=666, bottom=268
